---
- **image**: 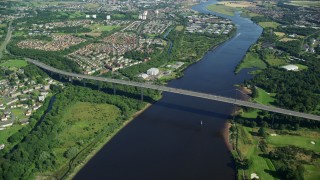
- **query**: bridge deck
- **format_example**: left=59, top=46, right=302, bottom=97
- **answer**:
left=26, top=58, right=320, bottom=121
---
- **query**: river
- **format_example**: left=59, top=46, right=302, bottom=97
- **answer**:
left=75, top=0, right=262, bottom=179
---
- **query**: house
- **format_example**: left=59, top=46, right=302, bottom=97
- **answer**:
left=0, top=144, right=4, bottom=150
left=38, top=96, right=45, bottom=102
left=25, top=110, right=32, bottom=116
left=147, top=68, right=160, bottom=76
left=139, top=73, right=149, bottom=79
left=0, top=122, right=13, bottom=128
left=282, top=64, right=299, bottom=71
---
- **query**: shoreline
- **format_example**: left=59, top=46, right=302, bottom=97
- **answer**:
left=66, top=103, right=152, bottom=179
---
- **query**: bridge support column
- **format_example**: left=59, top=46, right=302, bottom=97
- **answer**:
left=113, top=83, right=116, bottom=95
left=83, top=81, right=86, bottom=87
left=59, top=74, right=62, bottom=80
left=141, top=87, right=144, bottom=101
left=97, top=82, right=100, bottom=90
left=68, top=77, right=73, bottom=83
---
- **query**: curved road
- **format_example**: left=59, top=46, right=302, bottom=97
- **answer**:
left=26, top=58, right=320, bottom=121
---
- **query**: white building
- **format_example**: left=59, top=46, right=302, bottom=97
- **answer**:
left=92, top=14, right=97, bottom=19
left=139, top=73, right=149, bottom=79
left=282, top=64, right=299, bottom=71
left=106, top=15, right=111, bottom=20
left=86, top=15, right=90, bottom=18
left=147, top=68, right=159, bottom=76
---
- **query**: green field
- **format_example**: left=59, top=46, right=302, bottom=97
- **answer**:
left=236, top=125, right=277, bottom=180
left=258, top=22, right=280, bottom=29
left=289, top=1, right=320, bottom=7
left=11, top=108, right=27, bottom=121
left=0, top=24, right=6, bottom=28
left=0, top=60, right=28, bottom=68
left=255, top=87, right=276, bottom=105
left=240, top=109, right=259, bottom=119
left=113, top=13, right=126, bottom=19
left=175, top=26, right=184, bottom=31
left=0, top=125, right=23, bottom=145
left=264, top=54, right=288, bottom=67
left=267, top=134, right=320, bottom=153
left=53, top=102, right=120, bottom=170
left=90, top=24, right=120, bottom=33
left=206, top=4, right=238, bottom=16
left=235, top=52, right=267, bottom=73
left=294, top=63, right=308, bottom=70
left=234, top=125, right=320, bottom=179
left=304, top=163, right=320, bottom=180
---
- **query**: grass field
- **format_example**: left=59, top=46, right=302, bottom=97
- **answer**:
left=206, top=4, right=238, bottom=16
left=0, top=59, right=28, bottom=68
left=53, top=102, right=120, bottom=168
left=11, top=108, right=27, bottom=121
left=274, top=32, right=285, bottom=37
left=255, top=87, right=276, bottom=105
left=236, top=125, right=277, bottom=180
left=264, top=54, right=288, bottom=66
left=175, top=26, right=184, bottom=31
left=240, top=109, right=259, bottom=119
left=294, top=64, right=308, bottom=70
left=0, top=24, right=7, bottom=28
left=304, top=163, right=320, bottom=180
left=236, top=125, right=320, bottom=179
left=113, top=13, right=126, bottom=19
left=279, top=37, right=297, bottom=42
left=267, top=128, right=320, bottom=153
left=258, top=22, right=280, bottom=29
left=235, top=52, right=267, bottom=73
left=217, top=1, right=256, bottom=8
left=0, top=125, right=23, bottom=145
left=90, top=24, right=120, bottom=32
left=289, top=1, right=320, bottom=7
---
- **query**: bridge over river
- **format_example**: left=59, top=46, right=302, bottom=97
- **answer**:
left=26, top=58, right=320, bottom=121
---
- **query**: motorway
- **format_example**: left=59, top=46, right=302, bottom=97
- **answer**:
left=26, top=58, right=320, bottom=121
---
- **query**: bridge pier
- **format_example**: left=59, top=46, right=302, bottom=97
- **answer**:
left=97, top=81, right=101, bottom=90
left=141, top=87, right=144, bottom=101
left=59, top=74, right=62, bottom=80
left=113, top=83, right=116, bottom=95
left=83, top=81, right=86, bottom=87
left=68, top=77, right=73, bottom=83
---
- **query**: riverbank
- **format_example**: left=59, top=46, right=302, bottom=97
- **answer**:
left=66, top=103, right=152, bottom=179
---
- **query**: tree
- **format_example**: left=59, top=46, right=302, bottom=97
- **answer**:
left=258, top=127, right=267, bottom=138
left=64, top=147, right=78, bottom=159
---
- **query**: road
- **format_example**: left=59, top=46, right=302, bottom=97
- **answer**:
left=26, top=58, right=320, bottom=121
left=0, top=21, right=13, bottom=59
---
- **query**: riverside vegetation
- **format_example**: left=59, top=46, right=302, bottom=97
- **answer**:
left=224, top=1, right=320, bottom=179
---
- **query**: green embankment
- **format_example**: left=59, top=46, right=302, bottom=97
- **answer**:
left=53, top=102, right=120, bottom=170
left=235, top=52, right=267, bottom=73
